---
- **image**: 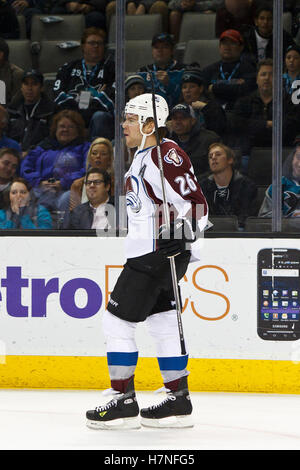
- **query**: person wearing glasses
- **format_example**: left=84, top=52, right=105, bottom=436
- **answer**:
left=53, top=27, right=115, bottom=140
left=66, top=168, right=114, bottom=230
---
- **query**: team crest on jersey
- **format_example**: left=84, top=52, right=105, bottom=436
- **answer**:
left=164, top=148, right=183, bottom=167
left=125, top=175, right=142, bottom=213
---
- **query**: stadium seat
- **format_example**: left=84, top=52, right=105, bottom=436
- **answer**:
left=108, top=14, right=163, bottom=44
left=179, top=13, right=216, bottom=42
left=37, top=40, right=82, bottom=78
left=17, top=15, right=27, bottom=39
left=6, top=40, right=33, bottom=71
left=245, top=217, right=300, bottom=233
left=244, top=217, right=272, bottom=232
left=31, top=14, right=85, bottom=42
left=255, top=185, right=268, bottom=214
left=207, top=216, right=239, bottom=232
left=248, top=147, right=293, bottom=186
left=107, top=40, right=153, bottom=74
left=283, top=12, right=292, bottom=35
left=183, top=39, right=220, bottom=69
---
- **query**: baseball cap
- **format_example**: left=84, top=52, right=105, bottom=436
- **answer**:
left=125, top=74, right=146, bottom=92
left=285, top=44, right=300, bottom=56
left=170, top=103, right=196, bottom=118
left=22, top=70, right=44, bottom=85
left=182, top=69, right=204, bottom=86
left=219, top=29, right=244, bottom=45
left=152, top=33, right=174, bottom=47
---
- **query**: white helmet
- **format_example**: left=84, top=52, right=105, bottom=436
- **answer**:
left=124, top=93, right=169, bottom=128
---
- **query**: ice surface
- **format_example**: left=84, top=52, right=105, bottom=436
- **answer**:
left=0, top=389, right=300, bottom=450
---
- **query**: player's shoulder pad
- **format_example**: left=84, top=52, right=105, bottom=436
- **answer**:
left=151, top=139, right=190, bottom=169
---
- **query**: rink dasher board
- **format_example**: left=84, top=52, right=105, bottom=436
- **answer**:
left=0, top=236, right=300, bottom=393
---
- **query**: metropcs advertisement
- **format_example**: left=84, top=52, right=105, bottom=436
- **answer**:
left=0, top=236, right=300, bottom=363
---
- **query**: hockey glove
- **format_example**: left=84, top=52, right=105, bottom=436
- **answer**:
left=158, top=218, right=196, bottom=258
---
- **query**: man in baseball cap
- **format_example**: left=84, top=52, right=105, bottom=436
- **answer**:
left=219, top=29, right=244, bottom=45
left=169, top=102, right=220, bottom=178
left=201, top=28, right=256, bottom=110
left=138, top=32, right=185, bottom=108
left=22, top=70, right=44, bottom=85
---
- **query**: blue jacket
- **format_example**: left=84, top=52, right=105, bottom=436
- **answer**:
left=0, top=135, right=21, bottom=152
left=21, top=138, right=90, bottom=190
left=0, top=204, right=52, bottom=229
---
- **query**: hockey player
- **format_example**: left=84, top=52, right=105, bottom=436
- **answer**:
left=86, top=93, right=208, bottom=429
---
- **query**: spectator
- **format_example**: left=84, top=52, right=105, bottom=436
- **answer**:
left=0, top=176, right=52, bottom=229
left=0, top=147, right=20, bottom=209
left=20, top=109, right=90, bottom=213
left=169, top=0, right=223, bottom=42
left=243, top=4, right=295, bottom=62
left=10, top=0, right=46, bottom=38
left=283, top=44, right=300, bottom=96
left=135, top=2, right=170, bottom=32
left=200, top=142, right=257, bottom=228
left=0, top=105, right=21, bottom=152
left=168, top=102, right=220, bottom=178
left=106, top=1, right=139, bottom=26
left=106, top=1, right=170, bottom=31
left=202, top=29, right=257, bottom=111
left=259, top=145, right=300, bottom=218
left=7, top=70, right=55, bottom=155
left=125, top=74, right=147, bottom=102
left=215, top=0, right=256, bottom=37
left=53, top=27, right=115, bottom=140
left=0, top=0, right=20, bottom=39
left=67, top=168, right=114, bottom=229
left=0, top=38, right=24, bottom=104
left=69, top=136, right=114, bottom=210
left=138, top=33, right=186, bottom=108
left=231, top=59, right=300, bottom=169
left=51, top=0, right=108, bottom=37
left=180, top=68, right=227, bottom=137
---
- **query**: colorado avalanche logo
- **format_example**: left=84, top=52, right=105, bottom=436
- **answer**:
left=125, top=175, right=142, bottom=213
left=164, top=148, right=183, bottom=167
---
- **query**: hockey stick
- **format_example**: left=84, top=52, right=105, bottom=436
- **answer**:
left=148, top=75, right=187, bottom=356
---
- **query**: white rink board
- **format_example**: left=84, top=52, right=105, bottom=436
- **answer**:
left=0, top=236, right=299, bottom=361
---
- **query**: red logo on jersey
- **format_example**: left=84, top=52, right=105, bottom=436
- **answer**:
left=164, top=148, right=183, bottom=167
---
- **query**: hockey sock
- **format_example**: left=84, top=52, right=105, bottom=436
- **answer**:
left=145, top=309, right=189, bottom=387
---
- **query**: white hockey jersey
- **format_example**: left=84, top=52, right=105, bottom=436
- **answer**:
left=124, top=138, right=208, bottom=260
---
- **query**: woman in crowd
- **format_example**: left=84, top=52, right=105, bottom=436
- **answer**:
left=20, top=110, right=90, bottom=212
left=0, top=177, right=52, bottom=229
left=69, top=136, right=114, bottom=211
left=283, top=45, right=300, bottom=96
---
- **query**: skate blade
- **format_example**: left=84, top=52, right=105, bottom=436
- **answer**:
left=86, top=416, right=141, bottom=430
left=141, top=414, right=194, bottom=429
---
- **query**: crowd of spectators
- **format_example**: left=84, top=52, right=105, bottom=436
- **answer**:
left=0, top=0, right=300, bottom=231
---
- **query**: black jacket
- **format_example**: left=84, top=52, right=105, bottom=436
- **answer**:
left=243, top=26, right=295, bottom=62
left=7, top=91, right=55, bottom=151
left=169, top=120, right=221, bottom=178
left=202, top=56, right=257, bottom=111
left=53, top=56, right=115, bottom=124
left=230, top=90, right=300, bottom=154
left=200, top=170, right=258, bottom=227
left=67, top=198, right=115, bottom=230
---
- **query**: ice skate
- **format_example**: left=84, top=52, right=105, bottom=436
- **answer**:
left=86, top=379, right=140, bottom=430
left=140, top=376, right=193, bottom=428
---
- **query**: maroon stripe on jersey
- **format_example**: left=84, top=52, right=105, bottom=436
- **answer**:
left=150, top=141, right=208, bottom=218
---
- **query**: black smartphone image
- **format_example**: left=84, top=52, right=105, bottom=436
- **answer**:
left=257, top=248, right=300, bottom=341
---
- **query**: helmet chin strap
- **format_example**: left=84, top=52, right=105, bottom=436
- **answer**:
left=138, top=119, right=155, bottom=151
